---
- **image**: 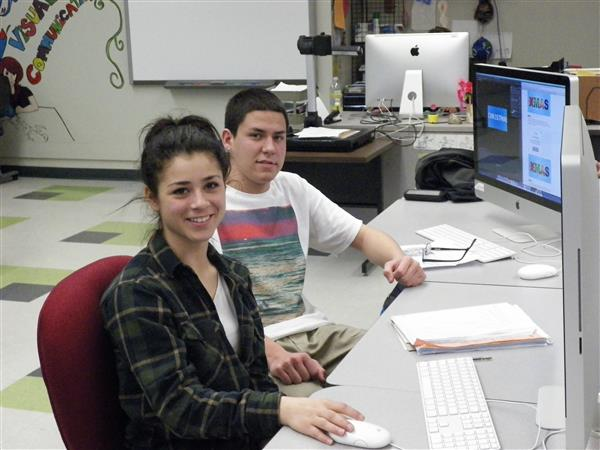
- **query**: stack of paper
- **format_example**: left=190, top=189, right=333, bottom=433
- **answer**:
left=390, top=303, right=551, bottom=354
left=294, top=127, right=359, bottom=139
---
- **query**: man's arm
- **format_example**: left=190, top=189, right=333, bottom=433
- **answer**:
left=264, top=337, right=326, bottom=385
left=351, top=225, right=426, bottom=287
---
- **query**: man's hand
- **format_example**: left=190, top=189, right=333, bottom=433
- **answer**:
left=595, top=161, right=600, bottom=178
left=383, top=256, right=426, bottom=287
left=265, top=338, right=326, bottom=385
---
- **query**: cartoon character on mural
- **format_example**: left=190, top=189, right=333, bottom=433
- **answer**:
left=0, top=55, right=42, bottom=139
left=0, top=56, right=38, bottom=115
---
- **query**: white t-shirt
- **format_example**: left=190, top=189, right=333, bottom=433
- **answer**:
left=213, top=275, right=240, bottom=353
left=212, top=171, right=363, bottom=340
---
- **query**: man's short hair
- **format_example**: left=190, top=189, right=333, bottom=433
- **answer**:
left=224, top=88, right=289, bottom=136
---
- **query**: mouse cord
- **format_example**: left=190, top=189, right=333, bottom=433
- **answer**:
left=499, top=232, right=562, bottom=258
left=389, top=442, right=405, bottom=450
left=512, top=255, right=562, bottom=267
left=505, top=233, right=562, bottom=259
left=542, top=429, right=565, bottom=450
left=521, top=238, right=562, bottom=258
left=485, top=398, right=541, bottom=450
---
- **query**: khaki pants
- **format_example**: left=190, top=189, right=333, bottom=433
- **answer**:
left=273, top=323, right=366, bottom=397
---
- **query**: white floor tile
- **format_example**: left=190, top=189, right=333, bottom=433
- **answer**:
left=0, top=408, right=64, bottom=449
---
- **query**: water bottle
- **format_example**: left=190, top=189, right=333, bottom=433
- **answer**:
left=372, top=12, right=380, bottom=34
left=330, top=76, right=342, bottom=113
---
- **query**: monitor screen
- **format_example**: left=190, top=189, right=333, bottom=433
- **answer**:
left=365, top=32, right=469, bottom=110
left=473, top=64, right=576, bottom=230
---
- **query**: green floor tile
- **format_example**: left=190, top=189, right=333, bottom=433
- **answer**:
left=0, top=266, right=72, bottom=289
left=39, top=185, right=113, bottom=201
left=0, top=217, right=28, bottom=229
left=89, top=221, right=154, bottom=246
left=0, top=376, right=52, bottom=413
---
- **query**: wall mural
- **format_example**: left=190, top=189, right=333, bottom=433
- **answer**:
left=0, top=0, right=124, bottom=142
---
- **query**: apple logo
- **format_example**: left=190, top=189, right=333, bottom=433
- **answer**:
left=410, top=45, right=419, bottom=56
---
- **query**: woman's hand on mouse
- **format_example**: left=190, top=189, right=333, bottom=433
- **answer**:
left=279, top=397, right=364, bottom=445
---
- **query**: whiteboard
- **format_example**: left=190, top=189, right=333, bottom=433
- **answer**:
left=126, top=0, right=310, bottom=82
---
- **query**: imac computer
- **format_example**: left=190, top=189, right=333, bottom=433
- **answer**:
left=365, top=32, right=469, bottom=114
left=473, top=63, right=599, bottom=449
left=473, top=64, right=572, bottom=232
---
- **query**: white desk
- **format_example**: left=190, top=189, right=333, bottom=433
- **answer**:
left=328, top=199, right=564, bottom=398
left=265, top=385, right=551, bottom=449
left=265, top=197, right=573, bottom=449
left=327, top=282, right=563, bottom=403
left=370, top=198, right=563, bottom=289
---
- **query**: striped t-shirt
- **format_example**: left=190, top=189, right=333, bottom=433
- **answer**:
left=214, top=171, right=363, bottom=337
left=219, top=205, right=306, bottom=326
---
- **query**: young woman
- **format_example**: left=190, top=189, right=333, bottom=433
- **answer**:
left=101, top=115, right=363, bottom=450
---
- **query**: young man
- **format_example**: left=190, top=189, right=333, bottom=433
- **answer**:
left=213, top=88, right=425, bottom=396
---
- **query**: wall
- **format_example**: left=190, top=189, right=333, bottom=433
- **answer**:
left=0, top=0, right=332, bottom=171
left=444, top=0, right=600, bottom=68
left=0, top=0, right=598, bottom=172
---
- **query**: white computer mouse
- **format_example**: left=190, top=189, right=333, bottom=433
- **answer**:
left=517, top=264, right=559, bottom=280
left=329, top=419, right=392, bottom=448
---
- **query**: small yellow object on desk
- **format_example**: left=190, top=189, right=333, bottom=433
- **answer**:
left=426, top=112, right=439, bottom=124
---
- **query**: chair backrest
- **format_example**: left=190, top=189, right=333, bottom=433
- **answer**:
left=37, top=255, right=132, bottom=450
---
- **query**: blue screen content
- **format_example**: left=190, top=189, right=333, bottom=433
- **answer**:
left=475, top=73, right=566, bottom=206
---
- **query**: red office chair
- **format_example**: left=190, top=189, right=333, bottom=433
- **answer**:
left=37, top=255, right=132, bottom=450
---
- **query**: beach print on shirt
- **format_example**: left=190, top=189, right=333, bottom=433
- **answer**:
left=218, top=205, right=305, bottom=326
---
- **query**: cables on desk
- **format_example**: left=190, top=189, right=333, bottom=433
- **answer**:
left=499, top=231, right=562, bottom=262
left=542, top=429, right=565, bottom=450
left=521, top=238, right=562, bottom=258
left=360, top=99, right=399, bottom=125
left=375, top=121, right=425, bottom=146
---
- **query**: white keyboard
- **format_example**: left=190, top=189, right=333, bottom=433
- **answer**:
left=417, top=357, right=500, bottom=450
left=416, top=224, right=515, bottom=263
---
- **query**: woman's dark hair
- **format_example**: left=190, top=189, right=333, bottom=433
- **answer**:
left=141, top=115, right=230, bottom=197
left=224, top=88, right=289, bottom=136
left=0, top=57, right=24, bottom=85
left=0, top=57, right=24, bottom=102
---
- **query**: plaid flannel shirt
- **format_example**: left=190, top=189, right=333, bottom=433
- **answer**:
left=101, top=231, right=282, bottom=450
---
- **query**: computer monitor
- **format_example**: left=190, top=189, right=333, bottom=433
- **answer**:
left=473, top=64, right=575, bottom=232
left=473, top=64, right=599, bottom=449
left=365, top=32, right=469, bottom=111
